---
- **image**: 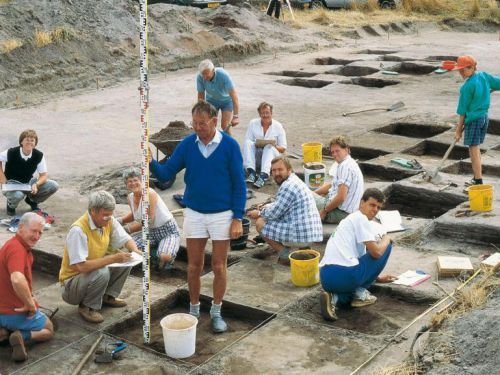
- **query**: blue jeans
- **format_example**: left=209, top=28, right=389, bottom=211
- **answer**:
left=320, top=244, right=392, bottom=305
left=3, top=178, right=59, bottom=209
left=0, top=310, right=48, bottom=341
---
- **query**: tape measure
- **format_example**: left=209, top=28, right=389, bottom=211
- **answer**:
left=139, top=0, right=151, bottom=344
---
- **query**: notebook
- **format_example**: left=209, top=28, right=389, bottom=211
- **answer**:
left=392, top=270, right=431, bottom=287
left=377, top=210, right=406, bottom=233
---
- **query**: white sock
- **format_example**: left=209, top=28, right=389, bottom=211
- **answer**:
left=210, top=302, right=222, bottom=317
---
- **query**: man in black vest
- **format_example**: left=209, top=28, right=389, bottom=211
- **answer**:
left=0, top=129, right=58, bottom=216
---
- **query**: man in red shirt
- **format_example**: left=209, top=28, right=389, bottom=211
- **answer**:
left=0, top=212, right=54, bottom=362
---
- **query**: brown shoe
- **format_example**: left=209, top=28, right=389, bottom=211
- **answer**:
left=319, top=292, right=337, bottom=321
left=9, top=331, right=28, bottom=362
left=78, top=305, right=104, bottom=323
left=0, top=327, right=9, bottom=343
left=102, top=295, right=127, bottom=308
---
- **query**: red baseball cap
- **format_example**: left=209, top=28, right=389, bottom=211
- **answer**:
left=452, top=55, right=477, bottom=70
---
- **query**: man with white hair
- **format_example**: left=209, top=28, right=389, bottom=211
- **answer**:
left=196, top=59, right=240, bottom=134
left=0, top=212, right=54, bottom=362
left=59, top=191, right=141, bottom=324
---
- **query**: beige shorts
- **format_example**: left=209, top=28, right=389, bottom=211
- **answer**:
left=183, top=208, right=232, bottom=240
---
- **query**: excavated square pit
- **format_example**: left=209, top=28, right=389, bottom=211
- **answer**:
left=265, top=70, right=317, bottom=78
left=358, top=162, right=416, bottom=182
left=339, top=65, right=379, bottom=77
left=374, top=122, right=451, bottom=138
left=487, top=118, right=500, bottom=135
left=32, top=249, right=61, bottom=291
left=393, top=62, right=437, bottom=75
left=357, top=49, right=398, bottom=55
left=286, top=288, right=432, bottom=336
left=130, top=246, right=239, bottom=286
left=327, top=146, right=390, bottom=162
left=383, top=184, right=465, bottom=219
left=425, top=55, right=458, bottom=62
left=276, top=78, right=332, bottom=88
left=322, top=146, right=389, bottom=163
left=342, top=77, right=400, bottom=88
left=362, top=25, right=381, bottom=36
left=106, top=289, right=274, bottom=365
left=403, top=140, right=470, bottom=160
left=441, top=161, right=500, bottom=177
left=313, top=57, right=358, bottom=65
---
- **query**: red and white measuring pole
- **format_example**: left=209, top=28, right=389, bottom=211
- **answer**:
left=139, top=0, right=151, bottom=344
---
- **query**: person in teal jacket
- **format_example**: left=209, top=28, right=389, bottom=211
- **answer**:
left=453, top=55, right=500, bottom=186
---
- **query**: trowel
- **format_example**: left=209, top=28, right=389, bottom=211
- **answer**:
left=95, top=340, right=128, bottom=363
left=422, top=139, right=457, bottom=184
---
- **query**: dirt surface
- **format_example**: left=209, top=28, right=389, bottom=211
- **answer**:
left=422, top=289, right=500, bottom=375
left=0, top=1, right=329, bottom=109
left=1, top=1, right=500, bottom=374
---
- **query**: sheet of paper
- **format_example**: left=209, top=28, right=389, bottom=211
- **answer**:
left=2, top=183, right=32, bottom=192
left=108, top=251, right=143, bottom=268
left=377, top=210, right=406, bottom=233
left=392, top=270, right=431, bottom=287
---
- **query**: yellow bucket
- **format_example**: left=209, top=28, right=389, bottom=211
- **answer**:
left=302, top=142, right=323, bottom=163
left=468, top=184, right=494, bottom=212
left=289, top=249, right=320, bottom=287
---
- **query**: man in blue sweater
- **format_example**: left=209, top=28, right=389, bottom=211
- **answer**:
left=150, top=101, right=246, bottom=333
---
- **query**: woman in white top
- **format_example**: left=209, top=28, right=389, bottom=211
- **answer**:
left=118, top=167, right=180, bottom=270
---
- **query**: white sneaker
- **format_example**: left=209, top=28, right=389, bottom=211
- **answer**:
left=351, top=289, right=377, bottom=308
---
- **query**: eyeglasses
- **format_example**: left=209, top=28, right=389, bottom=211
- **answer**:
left=190, top=121, right=211, bottom=128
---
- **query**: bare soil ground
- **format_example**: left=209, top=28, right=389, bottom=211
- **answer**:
left=0, top=1, right=499, bottom=374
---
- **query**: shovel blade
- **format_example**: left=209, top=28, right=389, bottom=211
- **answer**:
left=388, top=101, right=405, bottom=111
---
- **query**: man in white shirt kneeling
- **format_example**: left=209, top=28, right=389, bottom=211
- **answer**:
left=318, top=188, right=396, bottom=321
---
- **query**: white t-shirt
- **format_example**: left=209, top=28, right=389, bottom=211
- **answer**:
left=327, top=155, right=363, bottom=214
left=245, top=118, right=287, bottom=148
left=319, top=210, right=376, bottom=267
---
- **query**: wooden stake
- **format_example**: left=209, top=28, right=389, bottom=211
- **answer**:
left=72, top=334, right=103, bottom=375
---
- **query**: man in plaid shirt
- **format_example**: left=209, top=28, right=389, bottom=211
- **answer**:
left=247, top=156, right=323, bottom=265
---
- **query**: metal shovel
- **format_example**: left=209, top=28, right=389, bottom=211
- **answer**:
left=342, top=101, right=405, bottom=116
left=422, top=139, right=457, bottom=184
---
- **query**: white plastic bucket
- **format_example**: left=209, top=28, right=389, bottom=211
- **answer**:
left=160, top=313, right=198, bottom=359
left=304, top=162, right=326, bottom=190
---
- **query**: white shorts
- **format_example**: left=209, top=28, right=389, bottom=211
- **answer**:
left=183, top=208, right=232, bottom=240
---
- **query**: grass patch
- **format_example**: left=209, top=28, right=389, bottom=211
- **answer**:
left=1, top=39, right=23, bottom=53
left=374, top=361, right=423, bottom=375
left=431, top=270, right=500, bottom=329
left=35, top=30, right=52, bottom=48
left=34, top=27, right=75, bottom=48
left=286, top=0, right=499, bottom=30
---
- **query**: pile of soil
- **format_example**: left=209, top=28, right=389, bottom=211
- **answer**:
left=150, top=121, right=193, bottom=142
left=422, top=289, right=500, bottom=374
left=78, top=164, right=137, bottom=204
left=0, top=1, right=328, bottom=109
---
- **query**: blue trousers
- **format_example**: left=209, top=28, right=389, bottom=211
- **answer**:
left=320, top=244, right=392, bottom=305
